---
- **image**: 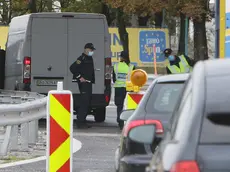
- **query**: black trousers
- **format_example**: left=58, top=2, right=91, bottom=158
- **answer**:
left=77, top=82, right=92, bottom=123
left=114, top=87, right=127, bottom=123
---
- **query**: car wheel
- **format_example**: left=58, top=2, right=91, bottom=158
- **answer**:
left=94, top=107, right=106, bottom=122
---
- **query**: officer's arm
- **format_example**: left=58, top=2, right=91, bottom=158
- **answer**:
left=92, top=60, right=95, bottom=83
left=71, top=56, right=83, bottom=79
left=166, top=67, right=171, bottom=74
left=112, top=68, right=116, bottom=83
left=184, top=55, right=195, bottom=67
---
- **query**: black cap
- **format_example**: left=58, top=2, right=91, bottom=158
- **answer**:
left=163, top=48, right=172, bottom=55
left=84, top=43, right=96, bottom=50
left=120, top=51, right=129, bottom=59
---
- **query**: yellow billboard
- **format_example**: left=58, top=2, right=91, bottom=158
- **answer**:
left=0, top=26, right=8, bottom=50
left=109, top=28, right=169, bottom=67
left=0, top=26, right=169, bottom=67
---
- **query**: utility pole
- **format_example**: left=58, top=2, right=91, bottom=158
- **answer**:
left=28, top=0, right=37, bottom=13
left=215, top=0, right=230, bottom=58
left=184, top=17, right=189, bottom=56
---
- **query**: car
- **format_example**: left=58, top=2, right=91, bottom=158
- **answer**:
left=114, top=73, right=189, bottom=172
left=146, top=59, right=230, bottom=172
left=141, top=74, right=159, bottom=90
left=4, top=12, right=111, bottom=122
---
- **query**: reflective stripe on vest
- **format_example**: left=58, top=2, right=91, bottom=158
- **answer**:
left=167, top=55, right=192, bottom=74
left=179, top=55, right=192, bottom=72
left=114, top=62, right=133, bottom=87
left=127, top=64, right=134, bottom=80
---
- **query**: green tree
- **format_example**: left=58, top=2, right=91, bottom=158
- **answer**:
left=27, top=0, right=56, bottom=13
left=107, top=0, right=210, bottom=60
left=0, top=0, right=28, bottom=24
left=0, top=0, right=57, bottom=24
left=0, top=0, right=11, bottom=24
left=167, top=0, right=209, bottom=60
left=58, top=0, right=116, bottom=26
left=105, top=0, right=167, bottom=54
left=179, top=0, right=209, bottom=60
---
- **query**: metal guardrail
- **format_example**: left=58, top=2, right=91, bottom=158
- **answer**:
left=0, top=90, right=47, bottom=156
left=0, top=90, right=45, bottom=104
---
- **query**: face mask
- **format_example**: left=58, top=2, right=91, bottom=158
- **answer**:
left=88, top=51, right=94, bottom=56
left=168, top=55, right=175, bottom=61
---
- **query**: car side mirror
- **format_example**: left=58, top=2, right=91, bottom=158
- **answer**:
left=207, top=113, right=230, bottom=126
left=128, top=125, right=156, bottom=144
left=120, top=109, right=135, bottom=121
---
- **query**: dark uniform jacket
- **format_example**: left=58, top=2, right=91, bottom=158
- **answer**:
left=69, top=53, right=95, bottom=83
left=166, top=55, right=195, bottom=74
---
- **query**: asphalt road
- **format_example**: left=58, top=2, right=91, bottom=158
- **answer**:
left=0, top=106, right=120, bottom=172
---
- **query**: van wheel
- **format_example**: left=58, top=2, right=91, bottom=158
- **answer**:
left=94, top=107, right=106, bottom=123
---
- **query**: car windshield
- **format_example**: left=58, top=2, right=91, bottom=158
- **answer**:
left=146, top=82, right=185, bottom=114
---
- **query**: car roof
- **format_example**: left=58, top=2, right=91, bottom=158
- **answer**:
left=155, top=73, right=190, bottom=83
left=203, top=58, right=230, bottom=76
left=148, top=74, right=160, bottom=80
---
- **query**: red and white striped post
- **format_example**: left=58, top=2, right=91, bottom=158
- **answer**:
left=46, top=82, right=73, bottom=172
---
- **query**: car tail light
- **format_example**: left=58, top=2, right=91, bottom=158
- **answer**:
left=105, top=95, right=110, bottom=103
left=23, top=56, right=31, bottom=84
left=170, top=161, right=200, bottom=172
left=105, top=57, right=112, bottom=80
left=123, top=119, right=164, bottom=137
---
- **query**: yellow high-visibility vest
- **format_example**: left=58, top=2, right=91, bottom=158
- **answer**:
left=167, top=55, right=192, bottom=74
left=114, top=62, right=134, bottom=88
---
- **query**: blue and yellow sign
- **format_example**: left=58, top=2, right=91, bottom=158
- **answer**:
left=218, top=0, right=230, bottom=58
left=226, top=1, right=230, bottom=58
left=139, top=30, right=166, bottom=62
left=109, top=28, right=169, bottom=67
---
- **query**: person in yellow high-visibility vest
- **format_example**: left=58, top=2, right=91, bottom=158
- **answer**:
left=163, top=48, right=195, bottom=74
left=113, top=51, right=135, bottom=129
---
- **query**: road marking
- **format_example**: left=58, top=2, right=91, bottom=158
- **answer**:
left=80, top=170, right=105, bottom=172
left=0, top=138, right=82, bottom=168
left=74, top=158, right=115, bottom=162
left=74, top=132, right=120, bottom=137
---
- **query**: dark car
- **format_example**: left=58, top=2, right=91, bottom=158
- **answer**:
left=146, top=59, right=230, bottom=172
left=114, top=73, right=189, bottom=172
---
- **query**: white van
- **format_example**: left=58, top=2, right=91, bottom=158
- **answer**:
left=4, top=12, right=112, bottom=122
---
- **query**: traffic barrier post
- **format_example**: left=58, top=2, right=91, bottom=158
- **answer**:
left=46, top=82, right=73, bottom=172
left=124, top=91, right=145, bottom=110
left=124, top=69, right=148, bottom=110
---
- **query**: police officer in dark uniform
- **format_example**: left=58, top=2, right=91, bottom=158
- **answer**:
left=69, top=43, right=96, bottom=129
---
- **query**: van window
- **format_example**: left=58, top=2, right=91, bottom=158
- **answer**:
left=200, top=76, right=230, bottom=143
left=146, top=82, right=185, bottom=114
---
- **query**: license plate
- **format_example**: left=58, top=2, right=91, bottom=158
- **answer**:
left=35, top=79, right=59, bottom=86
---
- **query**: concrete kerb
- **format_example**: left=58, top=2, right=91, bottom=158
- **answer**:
left=0, top=138, right=82, bottom=169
